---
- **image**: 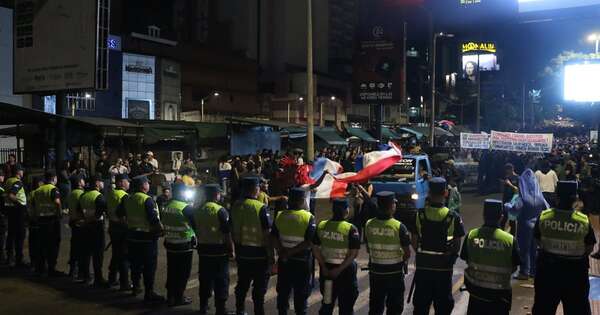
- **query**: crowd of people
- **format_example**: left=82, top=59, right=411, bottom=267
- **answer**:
left=0, top=132, right=598, bottom=315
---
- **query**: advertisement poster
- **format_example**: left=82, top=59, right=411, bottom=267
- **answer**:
left=460, top=133, right=490, bottom=149
left=13, top=0, right=100, bottom=93
left=352, top=0, right=404, bottom=104
left=490, top=131, right=554, bottom=153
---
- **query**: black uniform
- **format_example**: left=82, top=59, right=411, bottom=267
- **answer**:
left=195, top=204, right=231, bottom=314
left=313, top=223, right=361, bottom=315
left=532, top=214, right=596, bottom=315
left=77, top=190, right=108, bottom=285
left=413, top=203, right=465, bottom=315
left=0, top=185, right=6, bottom=263
left=5, top=178, right=27, bottom=266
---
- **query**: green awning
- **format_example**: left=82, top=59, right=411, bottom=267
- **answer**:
left=347, top=128, right=377, bottom=143
left=194, top=123, right=227, bottom=138
left=314, top=128, right=348, bottom=146
left=381, top=127, right=400, bottom=140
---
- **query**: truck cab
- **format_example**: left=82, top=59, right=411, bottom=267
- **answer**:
left=370, top=154, right=432, bottom=210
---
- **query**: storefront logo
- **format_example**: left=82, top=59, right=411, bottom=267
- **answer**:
left=125, top=62, right=153, bottom=74
left=462, top=42, right=496, bottom=53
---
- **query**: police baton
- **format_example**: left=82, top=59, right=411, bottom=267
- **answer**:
left=406, top=272, right=416, bottom=304
left=104, top=240, right=112, bottom=251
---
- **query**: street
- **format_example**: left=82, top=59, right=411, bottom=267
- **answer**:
left=0, top=191, right=544, bottom=315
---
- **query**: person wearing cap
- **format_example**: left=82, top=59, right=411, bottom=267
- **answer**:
left=271, top=187, right=317, bottom=315
left=460, top=199, right=520, bottom=315
left=77, top=175, right=109, bottom=287
left=412, top=177, right=465, bottom=315
left=231, top=176, right=273, bottom=315
left=66, top=175, right=86, bottom=279
left=195, top=184, right=235, bottom=314
left=146, top=151, right=159, bottom=171
left=365, top=191, right=412, bottom=315
left=0, top=169, right=6, bottom=264
left=107, top=173, right=131, bottom=290
left=30, top=171, right=63, bottom=275
left=117, top=175, right=165, bottom=303
left=532, top=181, right=596, bottom=315
left=4, top=166, right=28, bottom=268
left=160, top=183, right=196, bottom=307
left=313, top=198, right=361, bottom=315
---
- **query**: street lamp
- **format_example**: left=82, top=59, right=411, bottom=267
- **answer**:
left=588, top=33, right=599, bottom=54
left=431, top=32, right=454, bottom=147
left=200, top=92, right=220, bottom=122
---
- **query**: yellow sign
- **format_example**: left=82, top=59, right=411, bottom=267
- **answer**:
left=462, top=42, right=496, bottom=53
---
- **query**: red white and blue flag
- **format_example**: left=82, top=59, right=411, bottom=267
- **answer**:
left=311, top=142, right=403, bottom=199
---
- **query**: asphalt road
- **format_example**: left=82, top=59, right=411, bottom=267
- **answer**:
left=0, top=191, right=538, bottom=315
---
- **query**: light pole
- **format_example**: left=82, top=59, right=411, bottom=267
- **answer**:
left=588, top=33, right=600, bottom=53
left=200, top=92, right=220, bottom=122
left=306, top=0, right=315, bottom=161
left=431, top=32, right=454, bottom=147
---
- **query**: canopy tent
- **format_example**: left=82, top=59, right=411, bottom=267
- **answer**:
left=228, top=117, right=302, bottom=129
left=380, top=127, right=401, bottom=140
left=412, top=126, right=455, bottom=138
left=139, top=121, right=227, bottom=145
left=346, top=127, right=378, bottom=143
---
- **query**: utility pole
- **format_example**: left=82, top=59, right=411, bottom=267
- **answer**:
left=476, top=53, right=481, bottom=132
left=306, top=0, right=315, bottom=161
left=431, top=34, right=437, bottom=147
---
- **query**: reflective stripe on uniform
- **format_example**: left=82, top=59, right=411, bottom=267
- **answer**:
left=540, top=237, right=586, bottom=256
left=280, top=235, right=305, bottom=248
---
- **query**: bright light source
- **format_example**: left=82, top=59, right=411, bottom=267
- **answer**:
left=299, top=97, right=304, bottom=101
left=411, top=193, right=419, bottom=200
left=213, top=92, right=220, bottom=97
left=589, top=34, right=599, bottom=42
left=564, top=63, right=600, bottom=102
left=84, top=93, right=91, bottom=99
left=183, top=189, right=195, bottom=201
left=330, top=96, right=336, bottom=101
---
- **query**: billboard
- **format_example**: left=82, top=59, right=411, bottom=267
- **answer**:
left=462, top=54, right=499, bottom=72
left=122, top=53, right=155, bottom=119
left=353, top=0, right=405, bottom=104
left=13, top=0, right=108, bottom=94
left=564, top=63, right=600, bottom=102
left=519, top=0, right=600, bottom=13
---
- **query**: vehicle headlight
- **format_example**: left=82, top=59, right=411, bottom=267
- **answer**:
left=184, top=189, right=195, bottom=200
left=411, top=193, right=419, bottom=200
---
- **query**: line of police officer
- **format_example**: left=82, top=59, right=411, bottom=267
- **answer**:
left=1, top=167, right=596, bottom=315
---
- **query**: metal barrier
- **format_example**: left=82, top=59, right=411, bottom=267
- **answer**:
left=0, top=148, right=23, bottom=164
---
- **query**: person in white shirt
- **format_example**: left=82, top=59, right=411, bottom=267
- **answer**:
left=146, top=151, right=159, bottom=170
left=109, top=158, right=129, bottom=176
left=171, top=152, right=183, bottom=174
left=535, top=160, right=558, bottom=207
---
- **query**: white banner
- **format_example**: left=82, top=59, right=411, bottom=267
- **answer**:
left=490, top=131, right=554, bottom=153
left=460, top=133, right=490, bottom=150
left=14, top=0, right=98, bottom=93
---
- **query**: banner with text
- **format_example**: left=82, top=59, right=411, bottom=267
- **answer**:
left=490, top=131, right=554, bottom=153
left=460, top=133, right=490, bottom=149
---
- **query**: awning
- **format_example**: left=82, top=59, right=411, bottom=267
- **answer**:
left=381, top=127, right=401, bottom=140
left=411, top=126, right=455, bottom=138
left=314, top=128, right=348, bottom=146
left=346, top=128, right=377, bottom=143
left=140, top=121, right=227, bottom=145
left=397, top=127, right=424, bottom=140
left=228, top=117, right=302, bottom=129
left=70, top=116, right=140, bottom=128
left=0, top=102, right=61, bottom=125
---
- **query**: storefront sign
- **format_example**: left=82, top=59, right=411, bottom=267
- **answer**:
left=460, top=133, right=490, bottom=149
left=490, top=131, right=553, bottom=153
left=462, top=42, right=496, bottom=53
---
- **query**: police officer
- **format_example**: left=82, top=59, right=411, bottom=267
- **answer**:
left=195, top=184, right=235, bottom=314
left=412, top=177, right=465, bottom=315
left=4, top=165, right=27, bottom=268
left=231, top=177, right=273, bottom=315
left=117, top=175, right=164, bottom=303
left=67, top=175, right=86, bottom=279
left=365, top=191, right=412, bottom=315
left=78, top=175, right=109, bottom=287
left=313, top=198, right=360, bottom=315
left=28, top=176, right=44, bottom=274
left=161, top=183, right=195, bottom=307
left=532, top=181, right=596, bottom=315
left=460, top=200, right=520, bottom=315
left=107, top=173, right=131, bottom=290
left=30, top=171, right=63, bottom=276
left=272, top=187, right=316, bottom=315
left=0, top=169, right=6, bottom=264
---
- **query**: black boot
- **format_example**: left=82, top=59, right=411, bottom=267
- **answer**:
left=144, top=291, right=165, bottom=304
